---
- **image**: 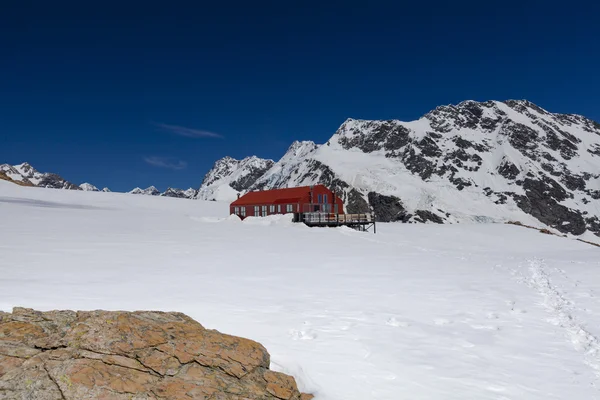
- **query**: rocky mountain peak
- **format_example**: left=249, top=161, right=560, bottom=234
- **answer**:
left=161, top=187, right=198, bottom=199
left=129, top=186, right=160, bottom=196
left=196, top=155, right=275, bottom=201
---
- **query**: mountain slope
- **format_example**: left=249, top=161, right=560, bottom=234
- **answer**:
left=196, top=156, right=274, bottom=201
left=243, top=100, right=600, bottom=237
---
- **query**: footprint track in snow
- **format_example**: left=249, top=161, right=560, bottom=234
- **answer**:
left=527, top=259, right=600, bottom=380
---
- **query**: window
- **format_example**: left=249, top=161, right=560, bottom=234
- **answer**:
left=262, top=205, right=267, bottom=216
left=254, top=206, right=260, bottom=216
left=234, top=207, right=239, bottom=215
left=277, top=205, right=281, bottom=213
left=241, top=207, right=246, bottom=217
left=318, top=194, right=322, bottom=203
left=323, top=194, right=328, bottom=204
left=270, top=205, right=275, bottom=213
left=286, top=204, right=293, bottom=213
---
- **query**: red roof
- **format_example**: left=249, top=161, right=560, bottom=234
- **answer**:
left=231, top=186, right=317, bottom=206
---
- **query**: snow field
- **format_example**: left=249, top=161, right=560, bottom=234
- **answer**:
left=1, top=180, right=600, bottom=399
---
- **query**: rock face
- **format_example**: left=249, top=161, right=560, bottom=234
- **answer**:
left=205, top=100, right=600, bottom=236
left=0, top=307, right=310, bottom=400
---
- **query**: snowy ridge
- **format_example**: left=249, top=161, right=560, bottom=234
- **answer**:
left=196, top=156, right=274, bottom=201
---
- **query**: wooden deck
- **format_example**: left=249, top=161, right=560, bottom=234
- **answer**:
left=296, top=212, right=376, bottom=233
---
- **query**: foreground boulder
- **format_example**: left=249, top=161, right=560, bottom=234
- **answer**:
left=0, top=307, right=312, bottom=400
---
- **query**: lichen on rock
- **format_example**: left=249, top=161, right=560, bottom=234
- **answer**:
left=0, top=307, right=311, bottom=400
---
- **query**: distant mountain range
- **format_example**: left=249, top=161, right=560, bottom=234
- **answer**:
left=128, top=186, right=199, bottom=199
left=2, top=99, right=599, bottom=237
left=0, top=163, right=197, bottom=198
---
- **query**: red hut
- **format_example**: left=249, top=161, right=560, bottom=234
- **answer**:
left=230, top=185, right=344, bottom=219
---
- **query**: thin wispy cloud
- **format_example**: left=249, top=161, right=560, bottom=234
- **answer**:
left=154, top=122, right=223, bottom=138
left=144, top=156, right=188, bottom=170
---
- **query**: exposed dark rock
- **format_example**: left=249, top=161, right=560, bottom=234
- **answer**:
left=454, top=137, right=474, bottom=149
left=416, top=136, right=443, bottom=158
left=402, top=147, right=436, bottom=180
left=338, top=121, right=412, bottom=154
left=513, top=178, right=586, bottom=235
left=589, top=145, right=600, bottom=157
left=541, top=163, right=561, bottom=177
left=413, top=210, right=444, bottom=224
left=497, top=159, right=520, bottom=180
left=561, top=174, right=586, bottom=191
left=542, top=152, right=558, bottom=162
left=230, top=161, right=275, bottom=192
left=449, top=177, right=472, bottom=191
left=367, top=192, right=408, bottom=222
left=37, top=174, right=81, bottom=190
left=586, top=189, right=600, bottom=200
left=545, top=130, right=579, bottom=160
left=346, top=189, right=370, bottom=214
left=586, top=217, right=600, bottom=236
left=501, top=122, right=539, bottom=154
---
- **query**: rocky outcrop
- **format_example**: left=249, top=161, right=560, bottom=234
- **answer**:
left=0, top=307, right=311, bottom=400
left=367, top=192, right=407, bottom=222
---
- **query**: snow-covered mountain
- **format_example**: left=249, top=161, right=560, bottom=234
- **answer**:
left=0, top=162, right=82, bottom=190
left=161, top=187, right=198, bottom=199
left=205, top=100, right=600, bottom=237
left=79, top=183, right=99, bottom=192
left=196, top=156, right=274, bottom=201
left=129, top=186, right=160, bottom=196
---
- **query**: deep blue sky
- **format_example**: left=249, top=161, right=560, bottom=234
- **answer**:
left=1, top=1, right=599, bottom=192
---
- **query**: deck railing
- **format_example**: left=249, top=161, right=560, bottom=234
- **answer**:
left=302, top=212, right=373, bottom=224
